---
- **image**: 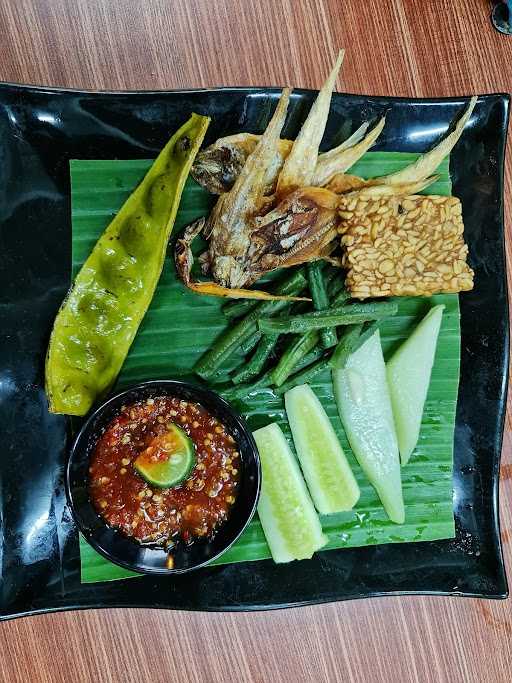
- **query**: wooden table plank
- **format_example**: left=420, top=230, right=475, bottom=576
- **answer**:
left=0, top=1, right=510, bottom=681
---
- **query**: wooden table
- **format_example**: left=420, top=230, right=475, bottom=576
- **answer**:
left=1, top=1, right=511, bottom=681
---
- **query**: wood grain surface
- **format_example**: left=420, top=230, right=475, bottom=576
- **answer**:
left=0, top=1, right=511, bottom=681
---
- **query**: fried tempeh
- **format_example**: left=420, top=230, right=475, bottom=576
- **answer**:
left=338, top=192, right=474, bottom=299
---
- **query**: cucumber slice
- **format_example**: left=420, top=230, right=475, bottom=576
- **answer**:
left=134, top=423, right=196, bottom=488
left=387, top=304, right=445, bottom=465
left=253, top=423, right=327, bottom=563
left=333, top=330, right=405, bottom=524
left=284, top=384, right=360, bottom=514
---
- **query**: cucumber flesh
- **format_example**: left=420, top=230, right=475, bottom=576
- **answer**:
left=285, top=384, right=360, bottom=514
left=253, top=423, right=327, bottom=563
left=333, top=330, right=405, bottom=524
left=134, top=423, right=196, bottom=488
left=387, top=304, right=445, bottom=464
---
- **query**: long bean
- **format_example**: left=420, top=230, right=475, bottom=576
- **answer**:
left=271, top=330, right=320, bottom=387
left=221, top=371, right=273, bottom=401
left=329, top=278, right=349, bottom=301
left=240, top=332, right=262, bottom=355
left=330, top=320, right=382, bottom=370
left=223, top=299, right=257, bottom=319
left=294, top=347, right=325, bottom=372
left=206, top=367, right=240, bottom=385
left=308, top=262, right=337, bottom=349
left=258, top=301, right=398, bottom=334
left=233, top=296, right=298, bottom=384
left=330, top=320, right=385, bottom=369
left=329, top=324, right=363, bottom=369
left=275, top=357, right=330, bottom=395
left=194, top=270, right=307, bottom=378
left=331, top=285, right=350, bottom=308
left=253, top=347, right=324, bottom=389
left=223, top=272, right=306, bottom=319
left=277, top=321, right=383, bottom=394
left=195, top=319, right=258, bottom=379
left=231, top=334, right=280, bottom=384
left=356, top=320, right=382, bottom=347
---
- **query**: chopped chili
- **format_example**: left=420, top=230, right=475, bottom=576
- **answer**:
left=88, top=396, right=240, bottom=546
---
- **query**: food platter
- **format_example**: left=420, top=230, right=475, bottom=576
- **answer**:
left=0, top=81, right=509, bottom=620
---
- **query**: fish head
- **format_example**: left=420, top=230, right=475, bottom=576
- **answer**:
left=191, top=143, right=248, bottom=194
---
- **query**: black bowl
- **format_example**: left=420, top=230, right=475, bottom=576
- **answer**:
left=66, top=380, right=261, bottom=575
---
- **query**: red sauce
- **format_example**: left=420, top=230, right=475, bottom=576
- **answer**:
left=88, top=396, right=240, bottom=547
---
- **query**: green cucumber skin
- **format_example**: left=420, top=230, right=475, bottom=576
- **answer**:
left=285, top=384, right=360, bottom=514
left=254, top=424, right=327, bottom=563
left=386, top=305, right=444, bottom=465
left=333, top=331, right=405, bottom=524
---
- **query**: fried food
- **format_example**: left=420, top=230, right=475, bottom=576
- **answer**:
left=370, top=96, right=477, bottom=187
left=191, top=118, right=380, bottom=195
left=326, top=97, right=476, bottom=196
left=177, top=54, right=348, bottom=299
left=176, top=89, right=305, bottom=299
left=206, top=88, right=291, bottom=289
left=276, top=50, right=345, bottom=196
left=178, top=49, right=477, bottom=302
left=338, top=192, right=474, bottom=299
left=191, top=133, right=291, bottom=195
left=312, top=116, right=386, bottom=186
left=246, top=186, right=339, bottom=275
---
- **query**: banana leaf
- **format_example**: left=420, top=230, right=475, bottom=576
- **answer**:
left=71, top=153, right=458, bottom=583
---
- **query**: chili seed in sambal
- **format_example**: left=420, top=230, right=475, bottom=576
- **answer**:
left=88, top=396, right=240, bottom=547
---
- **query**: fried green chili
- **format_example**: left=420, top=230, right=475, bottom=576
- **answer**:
left=46, top=114, right=210, bottom=415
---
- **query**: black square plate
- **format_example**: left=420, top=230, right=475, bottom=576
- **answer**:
left=0, top=84, right=509, bottom=620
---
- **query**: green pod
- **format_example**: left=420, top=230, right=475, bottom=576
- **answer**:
left=46, top=113, right=210, bottom=415
left=307, top=262, right=337, bottom=349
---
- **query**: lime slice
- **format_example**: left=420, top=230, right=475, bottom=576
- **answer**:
left=253, top=423, right=327, bottom=563
left=134, top=423, right=196, bottom=488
